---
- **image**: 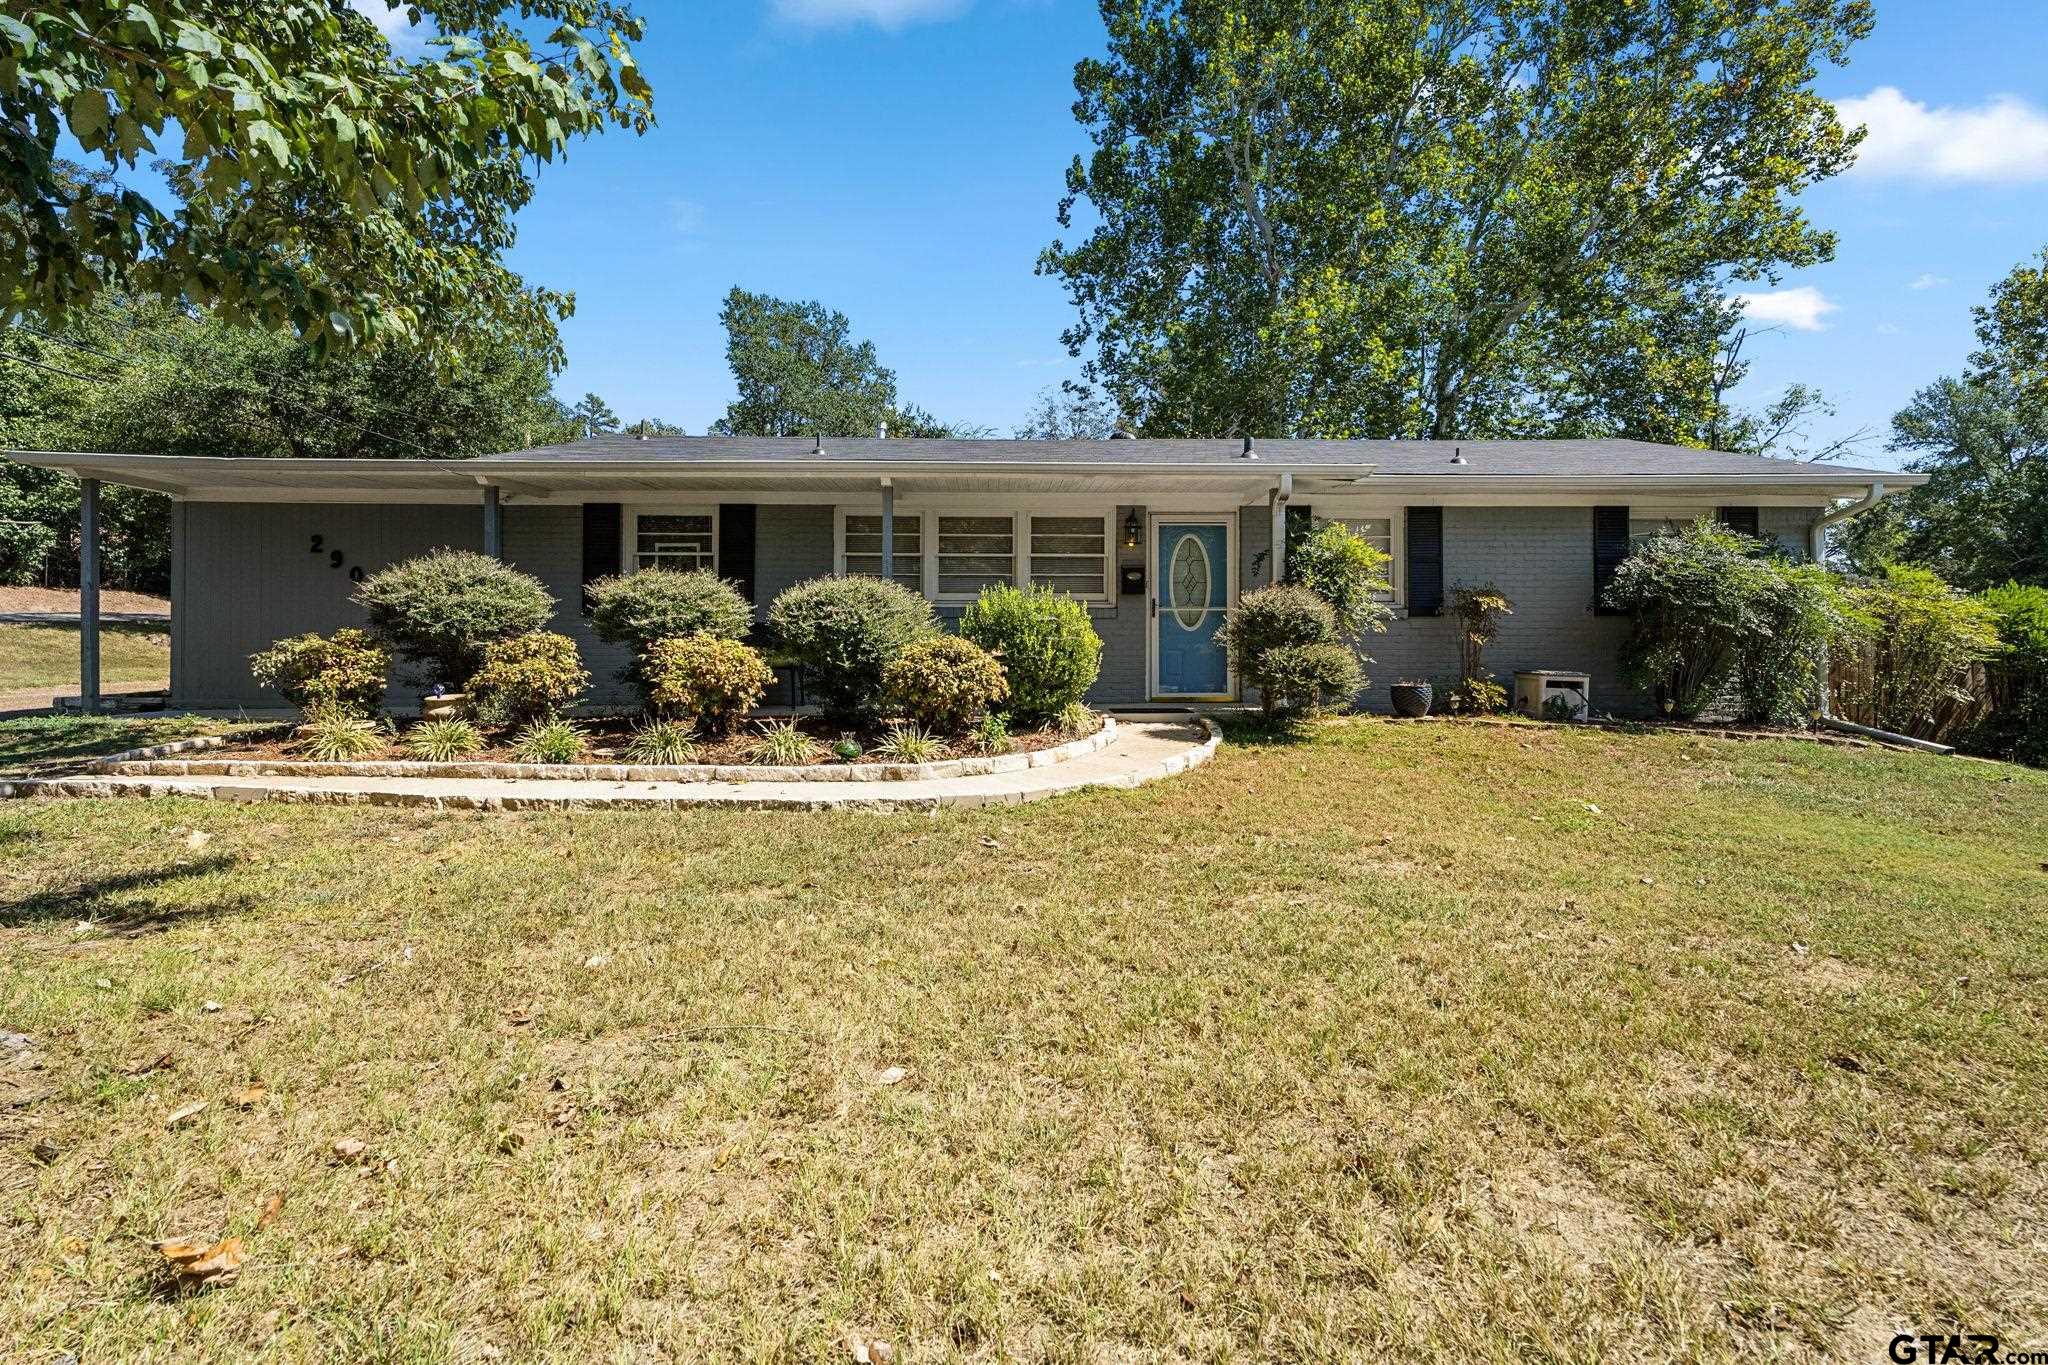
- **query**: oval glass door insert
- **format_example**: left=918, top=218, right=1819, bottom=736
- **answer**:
left=1170, top=534, right=1211, bottom=629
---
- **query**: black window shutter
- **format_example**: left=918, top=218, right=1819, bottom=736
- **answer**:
left=1592, top=506, right=1630, bottom=615
left=580, top=502, right=622, bottom=613
left=721, top=503, right=758, bottom=602
left=1717, top=505, right=1759, bottom=537
left=1406, top=507, right=1443, bottom=616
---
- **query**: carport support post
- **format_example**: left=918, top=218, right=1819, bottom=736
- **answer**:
left=879, top=477, right=895, bottom=581
left=1269, top=472, right=1291, bottom=585
left=482, top=484, right=502, bottom=560
left=79, top=477, right=100, bottom=715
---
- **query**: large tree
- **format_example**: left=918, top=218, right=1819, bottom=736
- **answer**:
left=1, top=2, right=653, bottom=366
left=1838, top=255, right=2048, bottom=590
left=1039, top=0, right=1870, bottom=440
left=0, top=295, right=589, bottom=587
left=709, top=287, right=980, bottom=438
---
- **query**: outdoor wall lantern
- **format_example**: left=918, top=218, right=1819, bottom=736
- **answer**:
left=1122, top=509, right=1142, bottom=549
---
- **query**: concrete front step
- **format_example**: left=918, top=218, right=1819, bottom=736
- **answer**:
left=3, top=720, right=1219, bottom=813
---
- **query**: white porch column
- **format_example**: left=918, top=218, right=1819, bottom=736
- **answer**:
left=879, top=477, right=895, bottom=580
left=79, top=477, right=100, bottom=715
left=1269, top=472, right=1292, bottom=585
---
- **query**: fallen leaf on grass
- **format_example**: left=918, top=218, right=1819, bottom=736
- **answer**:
left=503, top=1007, right=537, bottom=1027
left=165, top=1099, right=208, bottom=1128
left=873, top=1066, right=909, bottom=1087
left=1828, top=1053, right=1868, bottom=1074
left=583, top=953, right=611, bottom=970
left=124, top=1053, right=174, bottom=1077
left=155, top=1234, right=244, bottom=1288
left=231, top=1083, right=267, bottom=1109
left=1790, top=941, right=1811, bottom=958
left=201, top=1000, right=222, bottom=1013
left=978, top=835, right=1001, bottom=850
left=183, top=831, right=212, bottom=852
left=256, top=1193, right=284, bottom=1230
left=331, top=1137, right=368, bottom=1163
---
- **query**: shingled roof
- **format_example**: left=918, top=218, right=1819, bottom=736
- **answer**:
left=476, top=434, right=1898, bottom=480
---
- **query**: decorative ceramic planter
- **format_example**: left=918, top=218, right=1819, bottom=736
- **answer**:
left=420, top=693, right=470, bottom=721
left=1389, top=682, right=1434, bottom=718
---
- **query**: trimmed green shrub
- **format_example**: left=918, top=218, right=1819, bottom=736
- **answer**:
left=1731, top=563, right=1854, bottom=726
left=1220, top=585, right=1361, bottom=720
left=958, top=583, right=1102, bottom=723
left=641, top=633, right=774, bottom=734
left=882, top=634, right=1010, bottom=733
left=1605, top=521, right=1770, bottom=718
left=587, top=569, right=753, bottom=652
left=466, top=631, right=589, bottom=726
left=510, top=717, right=586, bottom=765
left=249, top=629, right=389, bottom=715
left=404, top=719, right=484, bottom=762
left=354, top=550, right=554, bottom=687
left=766, top=575, right=936, bottom=723
left=1437, top=675, right=1508, bottom=716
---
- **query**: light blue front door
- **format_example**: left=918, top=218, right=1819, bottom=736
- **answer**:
left=1155, top=520, right=1231, bottom=696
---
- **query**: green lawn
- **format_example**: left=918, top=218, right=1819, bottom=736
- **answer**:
left=0, top=622, right=170, bottom=693
left=2, top=719, right=2045, bottom=1360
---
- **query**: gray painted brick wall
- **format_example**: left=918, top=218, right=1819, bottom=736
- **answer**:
left=170, top=497, right=1825, bottom=716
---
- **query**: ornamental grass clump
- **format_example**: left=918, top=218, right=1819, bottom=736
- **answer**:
left=510, top=717, right=586, bottom=765
left=404, top=719, right=484, bottom=762
left=747, top=718, right=821, bottom=766
left=875, top=722, right=947, bottom=764
left=250, top=629, right=389, bottom=716
left=354, top=550, right=554, bottom=688
left=882, top=634, right=1009, bottom=733
left=297, top=707, right=383, bottom=762
left=466, top=632, right=589, bottom=727
left=958, top=584, right=1101, bottom=724
left=624, top=719, right=700, bottom=765
left=766, top=576, right=935, bottom=723
left=640, top=634, right=774, bottom=734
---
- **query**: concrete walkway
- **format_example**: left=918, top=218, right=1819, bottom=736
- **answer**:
left=1, top=719, right=1218, bottom=812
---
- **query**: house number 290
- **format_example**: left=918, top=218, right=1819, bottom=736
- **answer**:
left=310, top=535, right=367, bottom=582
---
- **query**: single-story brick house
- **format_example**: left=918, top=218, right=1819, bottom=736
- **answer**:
left=17, top=436, right=1921, bottom=714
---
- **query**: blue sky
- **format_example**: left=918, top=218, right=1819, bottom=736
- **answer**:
left=392, top=1, right=2048, bottom=468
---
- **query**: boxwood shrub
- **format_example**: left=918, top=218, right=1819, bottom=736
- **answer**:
left=766, top=575, right=935, bottom=723
left=586, top=569, right=753, bottom=651
left=958, top=584, right=1102, bottom=724
left=1220, top=585, right=1362, bottom=720
left=354, top=550, right=554, bottom=687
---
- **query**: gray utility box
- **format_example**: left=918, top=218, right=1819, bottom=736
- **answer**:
left=1514, top=670, right=1590, bottom=721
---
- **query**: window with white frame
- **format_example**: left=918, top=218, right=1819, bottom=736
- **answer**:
left=632, top=511, right=716, bottom=572
left=1027, top=514, right=1110, bottom=600
left=842, top=513, right=924, bottom=590
left=1337, top=516, right=1399, bottom=603
left=935, top=514, right=1017, bottom=599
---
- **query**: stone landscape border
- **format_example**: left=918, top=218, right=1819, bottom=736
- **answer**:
left=82, top=717, right=1117, bottom=784
left=0, top=719, right=1219, bottom=812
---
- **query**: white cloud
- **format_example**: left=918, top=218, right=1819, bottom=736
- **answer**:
left=1836, top=86, right=2048, bottom=183
left=1908, top=273, right=1950, bottom=290
left=1734, top=286, right=1838, bottom=332
left=769, top=0, right=969, bottom=29
left=349, top=0, right=412, bottom=37
left=1876, top=322, right=1904, bottom=336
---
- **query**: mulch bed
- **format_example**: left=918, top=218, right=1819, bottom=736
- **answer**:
left=204, top=712, right=1099, bottom=768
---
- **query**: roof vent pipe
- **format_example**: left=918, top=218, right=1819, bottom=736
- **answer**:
left=1241, top=435, right=1258, bottom=460
left=1110, top=426, right=1136, bottom=440
left=1450, top=446, right=1467, bottom=465
left=812, top=433, right=824, bottom=455
left=877, top=421, right=888, bottom=439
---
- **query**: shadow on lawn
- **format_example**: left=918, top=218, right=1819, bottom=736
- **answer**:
left=1211, top=714, right=1319, bottom=747
left=0, top=853, right=244, bottom=932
